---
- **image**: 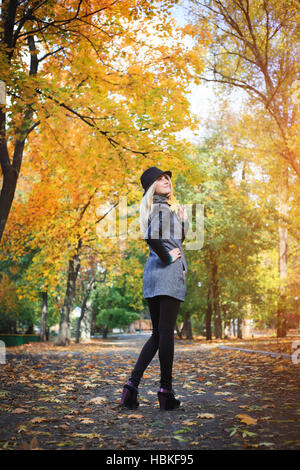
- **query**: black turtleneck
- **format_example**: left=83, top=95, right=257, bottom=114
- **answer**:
left=152, top=193, right=170, bottom=205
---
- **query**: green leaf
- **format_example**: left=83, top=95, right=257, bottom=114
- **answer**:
left=174, top=435, right=188, bottom=442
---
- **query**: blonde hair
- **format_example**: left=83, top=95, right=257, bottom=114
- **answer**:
left=139, top=174, right=180, bottom=234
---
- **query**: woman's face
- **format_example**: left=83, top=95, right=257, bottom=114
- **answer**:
left=155, top=174, right=171, bottom=195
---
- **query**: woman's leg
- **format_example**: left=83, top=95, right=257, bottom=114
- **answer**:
left=129, top=296, right=160, bottom=388
left=158, top=295, right=181, bottom=390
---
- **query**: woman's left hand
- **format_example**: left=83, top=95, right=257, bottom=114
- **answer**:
left=177, top=205, right=187, bottom=222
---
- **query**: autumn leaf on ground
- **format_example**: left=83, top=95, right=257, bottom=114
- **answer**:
left=174, top=435, right=188, bottom=442
left=236, top=414, right=257, bottom=425
left=128, top=414, right=144, bottom=419
left=12, top=408, right=28, bottom=413
left=88, top=397, right=107, bottom=404
left=71, top=433, right=102, bottom=439
left=30, top=417, right=48, bottom=424
left=83, top=383, right=98, bottom=389
left=78, top=418, right=94, bottom=424
left=197, top=413, right=215, bottom=419
left=59, top=425, right=69, bottom=431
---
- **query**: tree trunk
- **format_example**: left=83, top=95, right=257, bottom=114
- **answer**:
left=237, top=317, right=243, bottom=339
left=75, top=278, right=95, bottom=343
left=205, top=285, right=213, bottom=340
left=182, top=313, right=193, bottom=339
left=91, top=301, right=97, bottom=337
left=55, top=241, right=81, bottom=346
left=25, top=324, right=34, bottom=334
left=102, top=326, right=109, bottom=339
left=224, top=321, right=230, bottom=338
left=211, top=249, right=222, bottom=339
left=0, top=25, right=39, bottom=243
left=242, top=318, right=251, bottom=338
left=0, top=163, right=18, bottom=242
left=277, top=162, right=289, bottom=338
left=222, top=304, right=231, bottom=338
left=40, top=290, right=48, bottom=342
left=175, top=323, right=183, bottom=339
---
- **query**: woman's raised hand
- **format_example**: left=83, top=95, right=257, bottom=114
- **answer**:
left=177, top=205, right=187, bottom=222
left=169, top=248, right=181, bottom=262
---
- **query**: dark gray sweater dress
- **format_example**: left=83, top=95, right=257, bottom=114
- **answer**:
left=143, top=194, right=189, bottom=302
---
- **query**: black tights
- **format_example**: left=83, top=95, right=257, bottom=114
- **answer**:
left=129, top=295, right=181, bottom=390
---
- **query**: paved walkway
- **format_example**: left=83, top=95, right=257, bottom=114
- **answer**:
left=0, top=334, right=299, bottom=450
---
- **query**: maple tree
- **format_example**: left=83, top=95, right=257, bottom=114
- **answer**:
left=181, top=127, right=272, bottom=339
left=187, top=0, right=299, bottom=337
left=226, top=105, right=300, bottom=336
left=0, top=0, right=206, bottom=241
left=188, top=0, right=299, bottom=178
left=0, top=0, right=208, bottom=345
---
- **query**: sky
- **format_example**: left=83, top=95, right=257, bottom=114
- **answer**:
left=170, top=1, right=245, bottom=144
left=171, top=1, right=216, bottom=142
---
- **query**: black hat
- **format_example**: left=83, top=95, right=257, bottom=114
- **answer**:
left=140, top=166, right=172, bottom=196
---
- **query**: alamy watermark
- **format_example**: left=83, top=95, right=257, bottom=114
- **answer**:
left=0, top=340, right=6, bottom=364
left=291, top=340, right=300, bottom=365
left=96, top=197, right=204, bottom=250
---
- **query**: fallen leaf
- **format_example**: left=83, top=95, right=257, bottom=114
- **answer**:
left=89, top=397, right=107, bottom=405
left=236, top=414, right=257, bottom=425
left=30, top=417, right=48, bottom=424
left=71, top=433, right=102, bottom=439
left=128, top=414, right=144, bottom=419
left=12, top=408, right=28, bottom=414
left=197, top=413, right=215, bottom=419
left=59, top=425, right=69, bottom=430
left=78, top=418, right=94, bottom=424
left=174, top=435, right=188, bottom=442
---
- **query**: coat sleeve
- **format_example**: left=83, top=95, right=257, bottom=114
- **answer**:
left=144, top=206, right=173, bottom=264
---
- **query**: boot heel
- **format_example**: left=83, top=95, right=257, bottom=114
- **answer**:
left=158, top=390, right=180, bottom=411
left=158, top=392, right=168, bottom=410
left=120, top=384, right=139, bottom=409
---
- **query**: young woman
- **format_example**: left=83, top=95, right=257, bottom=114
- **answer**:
left=120, top=166, right=189, bottom=411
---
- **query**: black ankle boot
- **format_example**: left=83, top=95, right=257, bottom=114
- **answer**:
left=120, top=382, right=139, bottom=409
left=157, top=388, right=180, bottom=411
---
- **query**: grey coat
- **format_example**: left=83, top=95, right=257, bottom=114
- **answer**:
left=143, top=198, right=189, bottom=302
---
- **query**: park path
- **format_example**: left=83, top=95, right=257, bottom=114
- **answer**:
left=0, top=334, right=299, bottom=450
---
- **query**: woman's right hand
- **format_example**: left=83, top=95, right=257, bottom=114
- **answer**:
left=169, top=248, right=181, bottom=262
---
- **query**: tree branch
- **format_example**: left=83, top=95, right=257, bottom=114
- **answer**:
left=35, top=89, right=150, bottom=157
